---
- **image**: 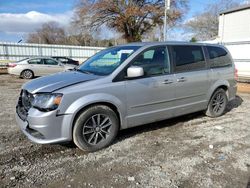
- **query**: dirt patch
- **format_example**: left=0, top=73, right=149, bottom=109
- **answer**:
left=238, top=82, right=250, bottom=93
left=0, top=74, right=250, bottom=188
left=0, top=68, right=7, bottom=74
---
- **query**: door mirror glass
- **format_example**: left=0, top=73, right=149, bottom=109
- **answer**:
left=127, top=66, right=144, bottom=78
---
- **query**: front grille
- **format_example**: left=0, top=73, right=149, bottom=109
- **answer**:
left=17, top=90, right=34, bottom=121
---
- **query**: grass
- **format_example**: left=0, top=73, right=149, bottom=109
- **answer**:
left=0, top=60, right=12, bottom=63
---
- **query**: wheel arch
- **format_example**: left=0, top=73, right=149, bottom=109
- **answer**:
left=63, top=93, right=126, bottom=141
left=72, top=102, right=121, bottom=151
left=72, top=101, right=121, bottom=132
left=207, top=80, right=229, bottom=106
left=205, top=84, right=229, bottom=117
left=213, top=85, right=229, bottom=100
left=20, top=69, right=34, bottom=78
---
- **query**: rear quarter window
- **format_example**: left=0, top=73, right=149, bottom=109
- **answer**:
left=28, top=59, right=43, bottom=64
left=58, top=58, right=68, bottom=63
left=207, top=46, right=232, bottom=68
left=171, top=45, right=206, bottom=73
left=44, top=59, right=58, bottom=65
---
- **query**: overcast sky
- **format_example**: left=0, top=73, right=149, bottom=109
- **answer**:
left=0, top=0, right=246, bottom=43
left=0, top=0, right=76, bottom=42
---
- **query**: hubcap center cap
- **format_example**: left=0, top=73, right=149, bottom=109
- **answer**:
left=95, top=127, right=100, bottom=132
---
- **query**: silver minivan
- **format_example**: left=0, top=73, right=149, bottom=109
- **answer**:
left=15, top=42, right=237, bottom=151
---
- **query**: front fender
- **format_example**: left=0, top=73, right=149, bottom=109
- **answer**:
left=65, top=93, right=127, bottom=130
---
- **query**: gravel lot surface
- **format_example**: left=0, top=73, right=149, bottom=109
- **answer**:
left=0, top=74, right=250, bottom=188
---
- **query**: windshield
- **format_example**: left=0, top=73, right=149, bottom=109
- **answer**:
left=77, top=46, right=140, bottom=75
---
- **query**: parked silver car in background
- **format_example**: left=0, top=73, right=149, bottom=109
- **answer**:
left=8, top=57, right=73, bottom=79
left=15, top=42, right=237, bottom=151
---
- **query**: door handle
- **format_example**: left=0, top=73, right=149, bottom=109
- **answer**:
left=162, top=79, right=173, bottom=84
left=177, top=77, right=187, bottom=82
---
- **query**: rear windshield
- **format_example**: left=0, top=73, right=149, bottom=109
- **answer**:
left=207, top=46, right=232, bottom=68
left=16, top=58, right=28, bottom=63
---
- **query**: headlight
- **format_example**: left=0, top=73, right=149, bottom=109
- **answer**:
left=31, top=93, right=63, bottom=111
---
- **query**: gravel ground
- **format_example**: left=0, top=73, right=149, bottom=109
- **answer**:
left=0, top=74, right=250, bottom=188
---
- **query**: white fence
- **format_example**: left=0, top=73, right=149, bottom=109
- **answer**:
left=0, top=42, right=105, bottom=63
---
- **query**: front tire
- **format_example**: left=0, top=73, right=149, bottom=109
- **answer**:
left=206, top=88, right=228, bottom=117
left=21, top=69, right=34, bottom=79
left=73, top=105, right=119, bottom=152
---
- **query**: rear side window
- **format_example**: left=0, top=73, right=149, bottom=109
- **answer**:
left=57, top=58, right=68, bottom=63
left=28, top=59, right=43, bottom=64
left=207, top=46, right=232, bottom=68
left=44, top=59, right=58, bottom=65
left=171, top=45, right=206, bottom=73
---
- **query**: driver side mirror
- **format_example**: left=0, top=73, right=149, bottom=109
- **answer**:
left=127, top=66, right=144, bottom=78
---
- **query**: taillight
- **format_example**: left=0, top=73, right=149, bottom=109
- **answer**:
left=234, top=68, right=238, bottom=81
left=8, top=63, right=17, bottom=68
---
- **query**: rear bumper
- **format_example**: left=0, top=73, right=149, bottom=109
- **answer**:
left=16, top=107, right=73, bottom=144
left=228, top=83, right=237, bottom=101
left=7, top=68, right=21, bottom=76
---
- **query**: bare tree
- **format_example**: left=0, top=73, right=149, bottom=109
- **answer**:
left=74, top=0, right=188, bottom=42
left=26, top=22, right=67, bottom=44
left=185, top=0, right=240, bottom=41
left=26, top=21, right=126, bottom=46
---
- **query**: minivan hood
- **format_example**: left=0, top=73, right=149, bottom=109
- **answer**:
left=23, top=71, right=102, bottom=93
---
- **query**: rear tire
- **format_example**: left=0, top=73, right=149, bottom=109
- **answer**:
left=206, top=88, right=228, bottom=117
left=21, top=70, right=34, bottom=79
left=73, top=105, right=119, bottom=152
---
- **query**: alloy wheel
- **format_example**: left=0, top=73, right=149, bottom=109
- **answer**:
left=22, top=70, right=33, bottom=79
left=211, top=92, right=226, bottom=115
left=82, top=114, right=112, bottom=145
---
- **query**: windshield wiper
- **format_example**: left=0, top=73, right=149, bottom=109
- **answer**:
left=75, top=68, right=93, bottom=75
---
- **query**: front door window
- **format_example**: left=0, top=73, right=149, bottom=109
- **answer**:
left=130, top=46, right=170, bottom=77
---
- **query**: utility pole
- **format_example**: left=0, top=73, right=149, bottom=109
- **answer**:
left=163, top=0, right=171, bottom=41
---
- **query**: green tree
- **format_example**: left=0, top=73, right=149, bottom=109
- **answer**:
left=190, top=37, right=197, bottom=42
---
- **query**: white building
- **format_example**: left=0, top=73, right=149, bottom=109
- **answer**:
left=219, top=5, right=250, bottom=42
left=218, top=4, right=250, bottom=81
